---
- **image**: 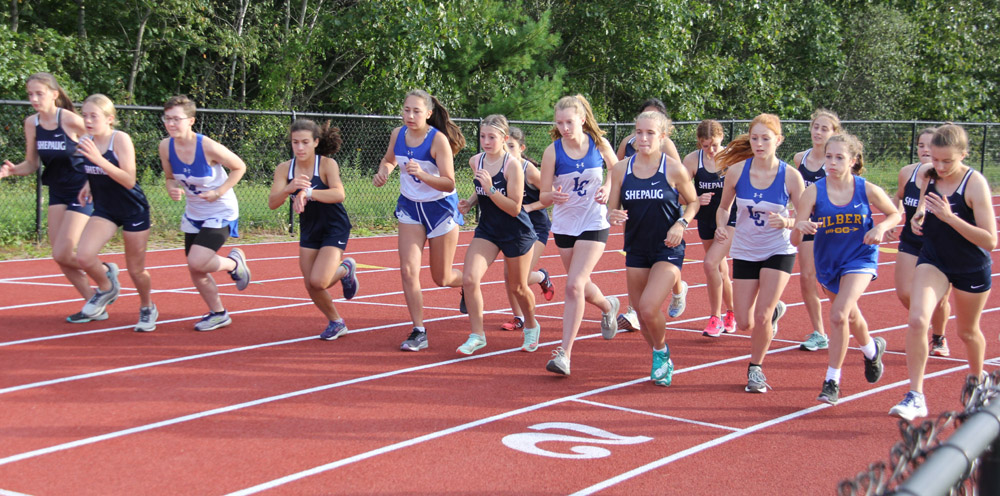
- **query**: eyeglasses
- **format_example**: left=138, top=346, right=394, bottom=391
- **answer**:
left=161, top=115, right=191, bottom=123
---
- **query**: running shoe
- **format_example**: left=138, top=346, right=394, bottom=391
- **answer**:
left=617, top=306, right=640, bottom=332
left=227, top=248, right=251, bottom=291
left=746, top=365, right=771, bottom=393
left=864, top=337, right=887, bottom=384
left=400, top=328, right=428, bottom=351
left=930, top=335, right=950, bottom=357
left=134, top=305, right=158, bottom=332
left=889, top=391, right=928, bottom=421
left=817, top=379, right=839, bottom=405
left=667, top=281, right=688, bottom=318
left=105, top=262, right=120, bottom=300
left=320, top=320, right=348, bottom=340
left=538, top=268, right=554, bottom=301
left=702, top=316, right=724, bottom=338
left=340, top=257, right=359, bottom=300
left=459, top=289, right=468, bottom=314
left=652, top=350, right=674, bottom=386
left=800, top=331, right=829, bottom=351
left=722, top=310, right=736, bottom=333
left=601, top=296, right=620, bottom=340
left=66, top=310, right=108, bottom=324
left=501, top=317, right=524, bottom=331
left=546, top=346, right=570, bottom=376
left=522, top=323, right=541, bottom=352
left=457, top=333, right=487, bottom=355
left=81, top=286, right=119, bottom=318
left=194, top=310, right=232, bottom=331
left=770, top=300, right=786, bottom=337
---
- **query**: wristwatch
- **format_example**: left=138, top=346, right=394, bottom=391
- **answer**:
left=678, top=217, right=689, bottom=227
left=490, top=186, right=498, bottom=195
left=305, top=187, right=314, bottom=201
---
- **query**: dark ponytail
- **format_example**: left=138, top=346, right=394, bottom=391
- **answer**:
left=26, top=73, right=75, bottom=113
left=427, top=95, right=466, bottom=156
left=290, top=119, right=343, bottom=156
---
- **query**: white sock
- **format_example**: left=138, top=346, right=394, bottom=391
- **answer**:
left=414, top=326, right=426, bottom=333
left=653, top=346, right=667, bottom=353
left=825, top=367, right=841, bottom=383
left=860, top=340, right=877, bottom=360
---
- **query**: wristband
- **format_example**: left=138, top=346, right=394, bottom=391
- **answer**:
left=490, top=186, right=498, bottom=195
left=306, top=187, right=314, bottom=201
left=678, top=218, right=689, bottom=228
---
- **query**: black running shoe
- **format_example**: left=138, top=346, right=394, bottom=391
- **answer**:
left=817, top=379, right=839, bottom=405
left=864, top=337, right=886, bottom=384
left=459, top=289, right=468, bottom=314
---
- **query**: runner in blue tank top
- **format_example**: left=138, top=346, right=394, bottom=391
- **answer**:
left=158, top=95, right=251, bottom=332
left=682, top=119, right=737, bottom=337
left=74, top=95, right=157, bottom=331
left=890, top=124, right=997, bottom=421
left=454, top=115, right=540, bottom=356
left=607, top=111, right=698, bottom=386
left=373, top=90, right=467, bottom=352
left=891, top=128, right=951, bottom=357
left=791, top=109, right=840, bottom=353
left=614, top=98, right=688, bottom=321
left=268, top=119, right=358, bottom=342
left=794, top=134, right=899, bottom=405
left=1, top=73, right=109, bottom=323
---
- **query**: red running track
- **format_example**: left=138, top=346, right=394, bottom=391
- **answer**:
left=1, top=203, right=999, bottom=495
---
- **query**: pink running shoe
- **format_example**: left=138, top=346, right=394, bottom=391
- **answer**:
left=703, top=316, right=724, bottom=338
left=723, top=310, right=737, bottom=334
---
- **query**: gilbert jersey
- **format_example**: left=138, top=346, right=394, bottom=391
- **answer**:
left=812, top=176, right=878, bottom=280
left=169, top=134, right=239, bottom=233
left=730, top=158, right=796, bottom=261
left=393, top=126, right=454, bottom=202
left=550, top=137, right=610, bottom=236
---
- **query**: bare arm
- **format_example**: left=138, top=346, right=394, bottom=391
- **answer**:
left=373, top=127, right=402, bottom=187
left=864, top=181, right=902, bottom=245
left=312, top=157, right=346, bottom=204
left=201, top=136, right=247, bottom=199
left=158, top=139, right=185, bottom=201
left=267, top=161, right=294, bottom=210
left=1, top=116, right=41, bottom=178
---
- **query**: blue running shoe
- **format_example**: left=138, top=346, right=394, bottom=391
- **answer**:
left=652, top=349, right=674, bottom=386
left=457, top=333, right=487, bottom=355
left=522, top=322, right=541, bottom=352
left=340, top=258, right=359, bottom=300
left=320, top=320, right=348, bottom=340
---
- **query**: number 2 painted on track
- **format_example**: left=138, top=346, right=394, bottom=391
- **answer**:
left=501, top=422, right=653, bottom=459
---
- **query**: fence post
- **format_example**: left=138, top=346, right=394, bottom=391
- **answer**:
left=728, top=120, right=736, bottom=142
left=474, top=117, right=483, bottom=225
left=981, top=125, right=988, bottom=174
left=35, top=167, right=43, bottom=243
left=288, top=110, right=296, bottom=235
left=910, top=121, right=917, bottom=164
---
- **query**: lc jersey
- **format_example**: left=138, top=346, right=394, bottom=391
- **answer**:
left=812, top=177, right=878, bottom=285
left=36, top=109, right=87, bottom=190
left=169, top=134, right=239, bottom=234
left=694, top=149, right=735, bottom=224
left=798, top=149, right=827, bottom=188
left=81, top=131, right=149, bottom=216
left=289, top=155, right=352, bottom=235
left=920, top=170, right=991, bottom=273
left=899, top=165, right=924, bottom=249
left=730, top=158, right=796, bottom=261
left=550, top=137, right=610, bottom=236
left=474, top=153, right=534, bottom=242
left=393, top=126, right=454, bottom=202
left=621, top=154, right=683, bottom=254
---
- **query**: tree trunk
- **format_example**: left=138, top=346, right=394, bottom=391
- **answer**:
left=127, top=6, right=153, bottom=103
left=227, top=0, right=250, bottom=98
left=10, top=0, right=18, bottom=32
left=75, top=0, right=87, bottom=39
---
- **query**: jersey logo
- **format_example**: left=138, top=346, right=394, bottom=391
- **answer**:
left=572, top=177, right=590, bottom=197
left=746, top=205, right=766, bottom=227
left=575, top=161, right=585, bottom=170
left=753, top=192, right=763, bottom=199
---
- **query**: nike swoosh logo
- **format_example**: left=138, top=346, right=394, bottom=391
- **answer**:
left=70, top=203, right=81, bottom=207
left=651, top=181, right=661, bottom=186
left=337, top=241, right=346, bottom=245
left=972, top=284, right=985, bottom=289
left=853, top=203, right=863, bottom=208
left=667, top=257, right=679, bottom=260
left=131, top=222, right=143, bottom=227
left=54, top=133, right=63, bottom=138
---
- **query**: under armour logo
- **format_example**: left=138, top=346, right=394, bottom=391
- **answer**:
left=575, top=162, right=584, bottom=169
left=183, top=168, right=192, bottom=175
left=753, top=192, right=763, bottom=198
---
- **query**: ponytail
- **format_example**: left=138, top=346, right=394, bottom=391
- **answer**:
left=549, top=94, right=606, bottom=145
left=26, top=73, right=75, bottom=113
left=825, top=133, right=865, bottom=176
left=715, top=113, right=782, bottom=175
left=290, top=118, right=342, bottom=156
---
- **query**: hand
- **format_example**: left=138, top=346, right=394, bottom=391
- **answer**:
left=198, top=189, right=222, bottom=202
left=886, top=226, right=900, bottom=242
left=767, top=212, right=789, bottom=229
left=594, top=183, right=610, bottom=204
left=167, top=183, right=185, bottom=201
left=551, top=185, right=569, bottom=205
left=924, top=192, right=954, bottom=222
left=699, top=192, right=714, bottom=206
left=403, top=159, right=423, bottom=180
left=863, top=226, right=887, bottom=245
left=292, top=190, right=307, bottom=214
left=795, top=219, right=822, bottom=235
left=458, top=199, right=472, bottom=215
left=287, top=174, right=311, bottom=194
left=608, top=208, right=628, bottom=226
left=0, top=160, right=14, bottom=179
left=473, top=167, right=493, bottom=188
left=714, top=226, right=730, bottom=242
left=372, top=164, right=390, bottom=187
left=910, top=210, right=925, bottom=236
left=665, top=222, right=684, bottom=247
left=77, top=182, right=92, bottom=206
left=77, top=136, right=101, bottom=162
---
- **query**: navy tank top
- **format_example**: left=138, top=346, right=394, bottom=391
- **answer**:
left=474, top=153, right=534, bottom=242
left=694, top=149, right=735, bottom=224
left=621, top=154, right=683, bottom=254
left=80, top=131, right=149, bottom=216
left=798, top=149, right=826, bottom=187
left=521, top=160, right=551, bottom=232
left=289, top=155, right=352, bottom=233
left=623, top=135, right=637, bottom=158
left=36, top=108, right=86, bottom=190
left=920, top=170, right=991, bottom=273
left=899, top=165, right=923, bottom=249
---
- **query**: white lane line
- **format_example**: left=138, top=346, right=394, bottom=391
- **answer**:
left=0, top=489, right=34, bottom=496
left=571, top=399, right=741, bottom=432
left=568, top=363, right=978, bottom=496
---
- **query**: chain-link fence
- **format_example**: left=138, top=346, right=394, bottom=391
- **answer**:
left=1, top=100, right=998, bottom=243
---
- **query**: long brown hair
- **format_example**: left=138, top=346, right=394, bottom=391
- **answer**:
left=825, top=133, right=865, bottom=176
left=26, top=73, right=74, bottom=113
left=715, top=113, right=782, bottom=175
left=925, top=123, right=968, bottom=180
left=405, top=89, right=466, bottom=156
left=549, top=94, right=605, bottom=145
left=290, top=119, right=342, bottom=156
